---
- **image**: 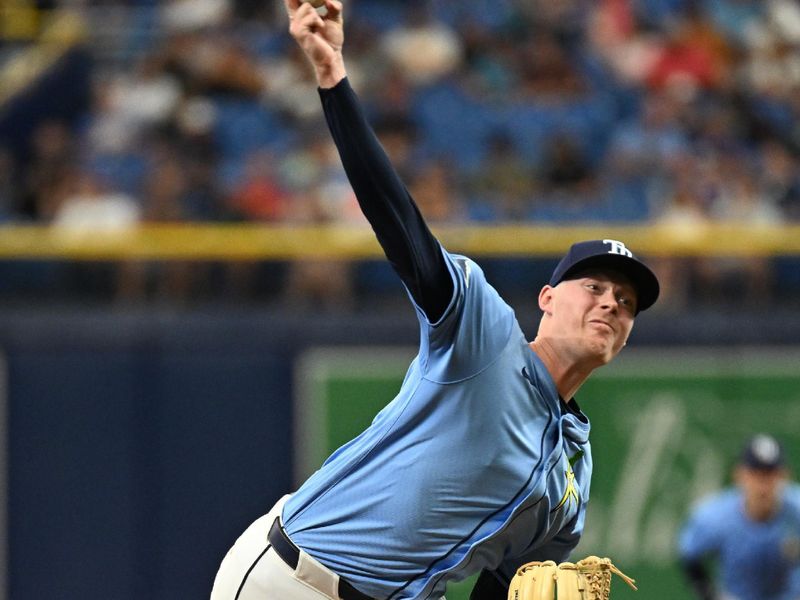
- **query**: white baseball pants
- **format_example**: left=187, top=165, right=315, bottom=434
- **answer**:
left=211, top=495, right=446, bottom=600
left=211, top=495, right=350, bottom=600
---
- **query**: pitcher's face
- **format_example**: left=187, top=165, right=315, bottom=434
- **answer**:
left=539, top=270, right=637, bottom=365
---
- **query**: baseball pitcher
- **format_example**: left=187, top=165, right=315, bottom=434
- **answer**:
left=211, top=1, right=659, bottom=598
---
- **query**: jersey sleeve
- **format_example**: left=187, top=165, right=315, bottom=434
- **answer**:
left=678, top=495, right=726, bottom=561
left=318, top=79, right=519, bottom=380
left=318, top=78, right=453, bottom=323
left=784, top=483, right=800, bottom=510
left=411, top=249, right=517, bottom=383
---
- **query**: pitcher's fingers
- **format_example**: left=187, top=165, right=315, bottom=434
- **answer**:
left=295, top=1, right=324, bottom=22
left=284, top=0, right=302, bottom=18
left=290, top=4, right=325, bottom=33
left=325, top=0, right=343, bottom=22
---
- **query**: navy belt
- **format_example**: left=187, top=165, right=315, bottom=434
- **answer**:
left=268, top=517, right=373, bottom=600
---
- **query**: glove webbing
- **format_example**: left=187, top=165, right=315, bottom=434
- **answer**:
left=562, top=557, right=638, bottom=594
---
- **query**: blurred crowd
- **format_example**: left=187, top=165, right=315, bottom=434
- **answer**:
left=1, top=0, right=800, bottom=310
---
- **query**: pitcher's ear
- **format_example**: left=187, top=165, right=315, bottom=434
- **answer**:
left=538, top=285, right=555, bottom=315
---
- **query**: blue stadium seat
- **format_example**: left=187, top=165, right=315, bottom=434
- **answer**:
left=212, top=99, right=290, bottom=160
left=87, top=153, right=149, bottom=196
left=412, top=84, right=500, bottom=171
left=351, top=0, right=409, bottom=32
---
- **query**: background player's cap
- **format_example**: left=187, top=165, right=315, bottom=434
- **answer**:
left=740, top=434, right=786, bottom=470
left=549, top=239, right=660, bottom=314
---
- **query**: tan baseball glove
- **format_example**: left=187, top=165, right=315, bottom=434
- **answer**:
left=507, top=556, right=637, bottom=600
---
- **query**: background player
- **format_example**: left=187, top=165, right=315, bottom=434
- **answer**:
left=211, top=0, right=660, bottom=598
left=679, top=434, right=800, bottom=600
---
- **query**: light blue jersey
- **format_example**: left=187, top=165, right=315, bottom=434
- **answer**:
left=679, top=485, right=800, bottom=600
left=283, top=249, right=592, bottom=600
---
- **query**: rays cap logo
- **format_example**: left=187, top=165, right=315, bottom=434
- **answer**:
left=740, top=434, right=785, bottom=471
left=549, top=239, right=660, bottom=314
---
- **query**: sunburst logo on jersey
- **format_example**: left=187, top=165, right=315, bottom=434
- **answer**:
left=555, top=462, right=580, bottom=511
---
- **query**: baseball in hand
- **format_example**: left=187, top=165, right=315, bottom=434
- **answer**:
left=301, top=0, right=326, bottom=7
left=300, top=0, right=328, bottom=16
left=301, top=0, right=328, bottom=17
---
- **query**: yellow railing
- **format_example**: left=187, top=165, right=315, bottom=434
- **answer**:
left=1, top=223, right=799, bottom=260
left=1, top=0, right=40, bottom=41
left=0, top=9, right=87, bottom=106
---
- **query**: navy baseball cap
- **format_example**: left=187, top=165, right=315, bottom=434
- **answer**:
left=740, top=434, right=785, bottom=470
left=549, top=239, right=660, bottom=313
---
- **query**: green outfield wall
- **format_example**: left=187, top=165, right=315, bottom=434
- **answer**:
left=295, top=347, right=800, bottom=600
